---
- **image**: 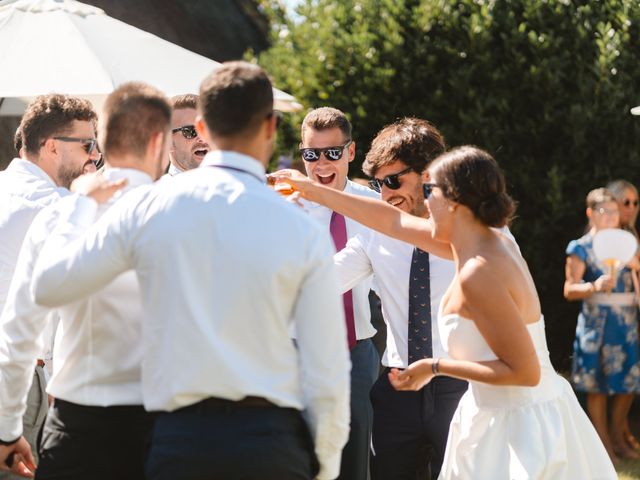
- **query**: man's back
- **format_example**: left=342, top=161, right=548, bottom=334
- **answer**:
left=33, top=151, right=351, bottom=478
left=134, top=153, right=349, bottom=411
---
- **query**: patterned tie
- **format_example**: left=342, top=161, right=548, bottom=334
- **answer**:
left=330, top=211, right=357, bottom=349
left=408, top=247, right=432, bottom=364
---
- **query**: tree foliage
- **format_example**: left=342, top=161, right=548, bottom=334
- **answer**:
left=257, top=0, right=640, bottom=369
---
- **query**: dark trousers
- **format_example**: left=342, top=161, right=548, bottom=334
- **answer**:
left=145, top=398, right=319, bottom=480
left=36, top=399, right=155, bottom=480
left=338, top=338, right=379, bottom=480
left=370, top=370, right=467, bottom=480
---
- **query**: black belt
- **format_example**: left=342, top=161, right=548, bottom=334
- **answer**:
left=195, top=396, right=275, bottom=410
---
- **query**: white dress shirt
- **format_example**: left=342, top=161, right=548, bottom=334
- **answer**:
left=335, top=226, right=520, bottom=368
left=0, top=158, right=66, bottom=440
left=32, top=151, right=351, bottom=480
left=335, top=230, right=455, bottom=367
left=0, top=168, right=151, bottom=441
left=0, top=158, right=67, bottom=310
left=303, top=180, right=380, bottom=340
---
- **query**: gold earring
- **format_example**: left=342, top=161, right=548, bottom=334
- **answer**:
left=448, top=205, right=455, bottom=212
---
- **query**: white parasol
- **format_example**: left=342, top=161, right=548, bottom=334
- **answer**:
left=0, top=0, right=303, bottom=114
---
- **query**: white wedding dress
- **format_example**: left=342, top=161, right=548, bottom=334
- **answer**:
left=438, top=313, right=617, bottom=479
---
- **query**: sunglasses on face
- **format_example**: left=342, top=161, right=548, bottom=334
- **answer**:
left=595, top=207, right=618, bottom=216
left=623, top=199, right=639, bottom=208
left=422, top=183, right=441, bottom=199
left=368, top=166, right=413, bottom=192
left=172, top=125, right=198, bottom=140
left=53, top=136, right=100, bottom=155
left=299, top=140, right=353, bottom=162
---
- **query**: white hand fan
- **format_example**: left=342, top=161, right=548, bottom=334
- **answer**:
left=592, top=228, right=637, bottom=275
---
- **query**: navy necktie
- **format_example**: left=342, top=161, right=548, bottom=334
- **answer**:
left=408, top=247, right=432, bottom=364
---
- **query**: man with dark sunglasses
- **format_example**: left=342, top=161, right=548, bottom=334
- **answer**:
left=298, top=107, right=380, bottom=480
left=166, top=94, right=209, bottom=175
left=332, top=118, right=467, bottom=480
left=0, top=94, right=99, bottom=479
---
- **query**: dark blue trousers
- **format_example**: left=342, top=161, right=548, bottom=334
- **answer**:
left=145, top=399, right=318, bottom=480
left=337, top=338, right=380, bottom=480
left=370, top=370, right=467, bottom=480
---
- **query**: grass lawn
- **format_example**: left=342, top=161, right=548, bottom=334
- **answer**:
left=618, top=457, right=640, bottom=479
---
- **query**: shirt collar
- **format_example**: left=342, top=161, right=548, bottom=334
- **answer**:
left=102, top=168, right=153, bottom=188
left=199, top=150, right=266, bottom=182
left=7, top=157, right=58, bottom=187
left=167, top=163, right=183, bottom=176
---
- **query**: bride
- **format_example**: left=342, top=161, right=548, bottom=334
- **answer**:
left=275, top=145, right=616, bottom=479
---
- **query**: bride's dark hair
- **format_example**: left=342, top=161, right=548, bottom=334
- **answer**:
left=430, top=146, right=516, bottom=227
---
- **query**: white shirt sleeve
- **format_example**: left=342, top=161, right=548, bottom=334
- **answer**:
left=0, top=205, right=63, bottom=440
left=294, top=233, right=351, bottom=480
left=334, top=233, right=374, bottom=294
left=32, top=195, right=134, bottom=308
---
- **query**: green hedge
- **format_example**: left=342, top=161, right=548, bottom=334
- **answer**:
left=258, top=0, right=640, bottom=370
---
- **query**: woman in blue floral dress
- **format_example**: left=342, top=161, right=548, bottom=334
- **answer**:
left=565, top=188, right=640, bottom=463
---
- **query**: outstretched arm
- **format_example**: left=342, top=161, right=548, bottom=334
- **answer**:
left=273, top=170, right=453, bottom=259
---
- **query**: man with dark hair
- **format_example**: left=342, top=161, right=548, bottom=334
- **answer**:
left=166, top=94, right=209, bottom=175
left=334, top=118, right=467, bottom=480
left=299, top=106, right=379, bottom=480
left=0, top=94, right=99, bottom=479
left=0, top=82, right=171, bottom=480
left=29, top=61, right=350, bottom=480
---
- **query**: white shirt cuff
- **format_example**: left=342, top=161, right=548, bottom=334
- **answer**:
left=0, top=415, right=22, bottom=442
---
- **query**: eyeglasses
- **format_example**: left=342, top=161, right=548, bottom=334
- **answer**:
left=422, top=183, right=441, bottom=198
left=53, top=136, right=100, bottom=155
left=172, top=125, right=198, bottom=140
left=368, top=166, right=414, bottom=192
left=623, top=199, right=639, bottom=208
left=595, top=207, right=618, bottom=216
left=300, top=140, right=353, bottom=162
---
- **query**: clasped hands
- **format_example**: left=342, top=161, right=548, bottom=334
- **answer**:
left=388, top=359, right=436, bottom=391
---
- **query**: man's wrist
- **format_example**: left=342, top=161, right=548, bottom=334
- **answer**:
left=0, top=437, right=20, bottom=446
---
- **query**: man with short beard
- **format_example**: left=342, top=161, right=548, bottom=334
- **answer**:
left=333, top=118, right=467, bottom=480
left=166, top=94, right=209, bottom=175
left=0, top=94, right=99, bottom=479
left=0, top=83, right=171, bottom=479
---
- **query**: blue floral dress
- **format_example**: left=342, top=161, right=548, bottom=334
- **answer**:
left=567, top=233, right=640, bottom=393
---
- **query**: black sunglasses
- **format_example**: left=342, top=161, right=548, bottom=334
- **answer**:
left=623, top=199, right=639, bottom=207
left=368, top=166, right=414, bottom=192
left=422, top=183, right=441, bottom=198
left=300, top=140, right=353, bottom=162
left=172, top=125, right=198, bottom=140
left=53, top=136, right=99, bottom=155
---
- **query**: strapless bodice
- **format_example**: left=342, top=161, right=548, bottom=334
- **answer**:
left=440, top=314, right=563, bottom=408
left=441, top=314, right=550, bottom=363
